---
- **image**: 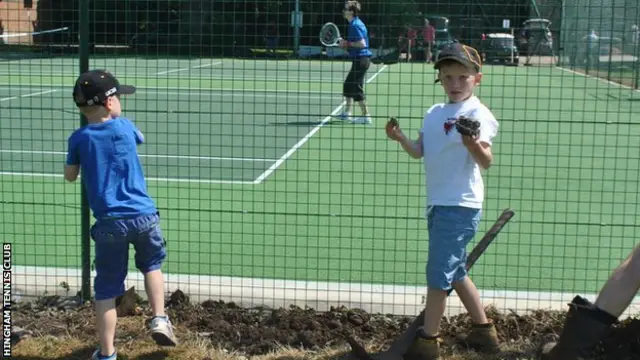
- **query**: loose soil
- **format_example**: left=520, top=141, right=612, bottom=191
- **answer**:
left=10, top=290, right=640, bottom=360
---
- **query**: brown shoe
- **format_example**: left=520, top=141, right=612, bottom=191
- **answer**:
left=456, top=320, right=500, bottom=353
left=405, top=328, right=442, bottom=360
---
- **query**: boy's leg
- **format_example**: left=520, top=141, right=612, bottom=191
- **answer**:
left=145, top=269, right=166, bottom=317
left=408, top=206, right=486, bottom=360
left=341, top=62, right=356, bottom=121
left=91, top=220, right=131, bottom=359
left=423, top=206, right=498, bottom=353
left=94, top=300, right=118, bottom=358
left=350, top=57, right=372, bottom=124
left=453, top=276, right=499, bottom=353
left=446, top=207, right=499, bottom=353
left=342, top=97, right=354, bottom=120
left=453, top=276, right=488, bottom=324
left=541, top=243, right=640, bottom=359
left=422, top=288, right=447, bottom=337
left=129, top=212, right=177, bottom=347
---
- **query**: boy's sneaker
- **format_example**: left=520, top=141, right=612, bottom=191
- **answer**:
left=91, top=349, right=117, bottom=360
left=338, top=111, right=352, bottom=122
left=150, top=316, right=178, bottom=347
left=351, top=115, right=372, bottom=125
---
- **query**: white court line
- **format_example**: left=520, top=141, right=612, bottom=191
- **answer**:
left=0, top=149, right=276, bottom=163
left=158, top=75, right=343, bottom=82
left=11, top=265, right=640, bottom=317
left=21, top=89, right=58, bottom=97
left=156, top=62, right=222, bottom=75
left=0, top=72, right=339, bottom=83
left=0, top=89, right=57, bottom=102
left=0, top=85, right=337, bottom=95
left=134, top=89, right=339, bottom=99
left=557, top=66, right=640, bottom=92
left=253, top=65, right=388, bottom=184
left=0, top=171, right=255, bottom=184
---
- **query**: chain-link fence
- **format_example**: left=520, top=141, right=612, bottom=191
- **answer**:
left=2, top=0, right=640, bottom=357
left=558, top=0, right=640, bottom=87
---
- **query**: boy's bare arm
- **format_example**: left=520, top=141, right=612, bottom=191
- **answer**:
left=463, top=138, right=492, bottom=169
left=398, top=132, right=424, bottom=159
left=64, top=164, right=80, bottom=182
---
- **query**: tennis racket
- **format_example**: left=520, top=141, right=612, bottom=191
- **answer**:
left=319, top=22, right=342, bottom=47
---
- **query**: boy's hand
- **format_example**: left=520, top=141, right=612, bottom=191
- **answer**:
left=461, top=134, right=480, bottom=149
left=385, top=117, right=404, bottom=141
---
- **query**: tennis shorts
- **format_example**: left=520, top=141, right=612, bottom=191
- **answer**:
left=426, top=205, right=481, bottom=290
left=91, top=211, right=167, bottom=301
left=343, top=56, right=371, bottom=102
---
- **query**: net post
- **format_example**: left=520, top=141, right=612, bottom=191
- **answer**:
left=79, top=0, right=92, bottom=302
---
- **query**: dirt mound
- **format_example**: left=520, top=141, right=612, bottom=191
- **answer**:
left=11, top=290, right=640, bottom=359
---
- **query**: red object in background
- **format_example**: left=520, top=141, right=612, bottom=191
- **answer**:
left=482, top=33, right=486, bottom=40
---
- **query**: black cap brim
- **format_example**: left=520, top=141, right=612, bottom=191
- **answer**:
left=119, top=85, right=136, bottom=95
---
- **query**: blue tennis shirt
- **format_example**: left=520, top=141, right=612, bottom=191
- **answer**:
left=66, top=117, right=157, bottom=219
left=347, top=17, right=372, bottom=58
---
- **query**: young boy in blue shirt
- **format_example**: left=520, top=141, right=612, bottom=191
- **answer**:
left=65, top=69, right=178, bottom=360
left=386, top=43, right=500, bottom=359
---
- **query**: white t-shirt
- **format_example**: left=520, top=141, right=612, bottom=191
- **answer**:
left=420, top=95, right=499, bottom=211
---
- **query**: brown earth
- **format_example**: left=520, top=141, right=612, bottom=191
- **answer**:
left=9, top=289, right=640, bottom=360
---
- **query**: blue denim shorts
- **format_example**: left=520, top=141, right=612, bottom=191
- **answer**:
left=91, top=212, right=167, bottom=301
left=426, top=205, right=481, bottom=291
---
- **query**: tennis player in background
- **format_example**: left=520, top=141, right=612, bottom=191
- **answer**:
left=338, top=1, right=373, bottom=125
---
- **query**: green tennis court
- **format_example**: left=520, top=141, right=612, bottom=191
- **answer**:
left=2, top=57, right=640, bottom=311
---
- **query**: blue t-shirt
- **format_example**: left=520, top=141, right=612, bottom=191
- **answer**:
left=347, top=17, right=372, bottom=58
left=66, top=117, right=157, bottom=219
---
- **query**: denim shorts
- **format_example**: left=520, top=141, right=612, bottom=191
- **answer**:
left=426, top=205, right=481, bottom=291
left=91, top=212, right=167, bottom=301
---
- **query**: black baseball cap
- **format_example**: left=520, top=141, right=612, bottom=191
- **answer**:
left=73, top=69, right=135, bottom=107
left=434, top=43, right=482, bottom=82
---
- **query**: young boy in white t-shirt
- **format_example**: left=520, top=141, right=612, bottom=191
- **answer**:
left=385, top=43, right=500, bottom=359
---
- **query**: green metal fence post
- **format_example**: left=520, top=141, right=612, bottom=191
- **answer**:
left=79, top=0, right=91, bottom=302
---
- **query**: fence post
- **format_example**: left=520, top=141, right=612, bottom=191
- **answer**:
left=635, top=42, right=640, bottom=89
left=293, top=0, right=301, bottom=57
left=79, top=0, right=92, bottom=302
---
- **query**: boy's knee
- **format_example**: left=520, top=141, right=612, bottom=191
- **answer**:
left=427, top=262, right=467, bottom=291
left=426, top=249, right=468, bottom=290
